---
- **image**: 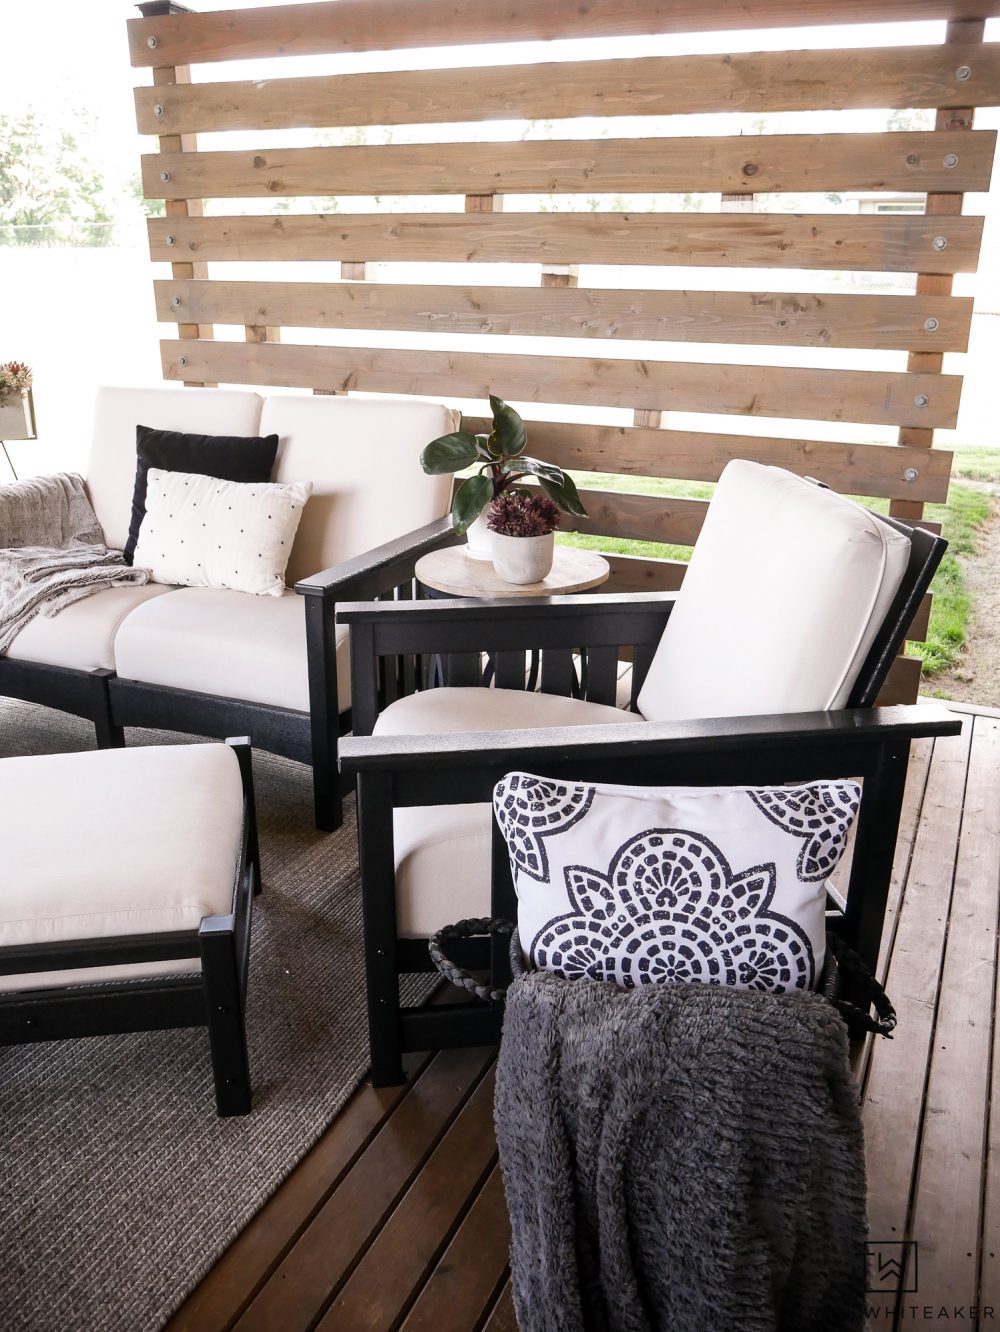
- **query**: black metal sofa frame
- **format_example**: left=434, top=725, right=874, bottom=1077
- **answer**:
left=338, top=515, right=962, bottom=1087
left=0, top=738, right=261, bottom=1117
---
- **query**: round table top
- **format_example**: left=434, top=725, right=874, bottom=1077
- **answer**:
left=415, top=544, right=610, bottom=599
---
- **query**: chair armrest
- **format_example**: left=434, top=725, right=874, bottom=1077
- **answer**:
left=294, top=515, right=459, bottom=601
left=339, top=703, right=960, bottom=797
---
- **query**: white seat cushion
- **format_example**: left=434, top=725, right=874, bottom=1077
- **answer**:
left=259, top=394, right=459, bottom=584
left=374, top=687, right=642, bottom=937
left=86, top=386, right=264, bottom=552
left=113, top=585, right=350, bottom=714
left=0, top=744, right=244, bottom=991
left=5, top=583, right=177, bottom=673
left=637, top=461, right=911, bottom=722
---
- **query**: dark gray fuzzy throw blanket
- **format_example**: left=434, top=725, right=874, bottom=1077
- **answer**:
left=0, top=473, right=148, bottom=653
left=495, top=973, right=866, bottom=1332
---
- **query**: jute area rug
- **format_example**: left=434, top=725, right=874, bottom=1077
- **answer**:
left=0, top=699, right=426, bottom=1332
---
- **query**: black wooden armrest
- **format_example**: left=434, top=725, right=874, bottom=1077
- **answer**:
left=339, top=703, right=958, bottom=778
left=295, top=515, right=458, bottom=601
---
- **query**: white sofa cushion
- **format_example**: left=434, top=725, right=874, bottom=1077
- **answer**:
left=135, top=469, right=312, bottom=596
left=113, top=585, right=350, bottom=714
left=494, top=771, right=863, bottom=992
left=260, top=394, right=459, bottom=584
left=373, top=687, right=642, bottom=937
left=0, top=744, right=244, bottom=992
left=637, top=461, right=911, bottom=722
left=5, top=583, right=177, bottom=672
left=86, top=386, right=264, bottom=552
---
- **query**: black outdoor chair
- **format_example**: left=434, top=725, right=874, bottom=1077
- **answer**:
left=337, top=461, right=961, bottom=1086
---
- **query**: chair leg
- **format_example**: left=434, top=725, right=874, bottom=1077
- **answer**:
left=313, top=757, right=343, bottom=832
left=90, top=669, right=125, bottom=749
left=358, top=770, right=406, bottom=1087
left=200, top=920, right=252, bottom=1117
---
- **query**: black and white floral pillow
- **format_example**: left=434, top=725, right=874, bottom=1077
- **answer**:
left=492, top=772, right=861, bottom=994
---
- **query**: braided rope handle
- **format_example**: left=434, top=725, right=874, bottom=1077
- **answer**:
left=427, top=917, right=516, bottom=1003
left=823, top=934, right=897, bottom=1039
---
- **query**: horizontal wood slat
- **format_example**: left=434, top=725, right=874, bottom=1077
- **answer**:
left=874, top=653, right=924, bottom=706
left=160, top=340, right=962, bottom=428
left=154, top=279, right=974, bottom=353
left=128, top=0, right=1000, bottom=68
left=147, top=212, right=985, bottom=274
left=461, top=418, right=953, bottom=503
left=600, top=552, right=688, bottom=593
left=565, top=489, right=708, bottom=545
left=133, top=43, right=1000, bottom=135
left=142, top=131, right=996, bottom=200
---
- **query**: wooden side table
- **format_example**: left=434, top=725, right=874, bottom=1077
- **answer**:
left=414, top=544, right=611, bottom=689
left=414, top=544, right=610, bottom=599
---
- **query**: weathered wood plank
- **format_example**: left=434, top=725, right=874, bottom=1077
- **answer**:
left=133, top=44, right=1000, bottom=135
left=910, top=716, right=1000, bottom=1313
left=463, top=418, right=954, bottom=503
left=142, top=130, right=996, bottom=199
left=154, top=279, right=974, bottom=353
left=147, top=211, right=985, bottom=274
left=979, top=724, right=1000, bottom=1314
left=482, top=1282, right=519, bottom=1332
left=862, top=721, right=972, bottom=1317
left=873, top=653, right=924, bottom=706
left=600, top=552, right=688, bottom=593
left=128, top=0, right=1000, bottom=68
left=316, top=1069, right=498, bottom=1329
left=399, top=1165, right=510, bottom=1332
left=566, top=489, right=708, bottom=546
left=160, top=340, right=963, bottom=428
left=234, top=1046, right=494, bottom=1332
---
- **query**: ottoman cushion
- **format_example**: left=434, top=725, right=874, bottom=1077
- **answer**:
left=0, top=744, right=244, bottom=991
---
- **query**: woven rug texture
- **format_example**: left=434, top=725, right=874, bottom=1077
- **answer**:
left=0, top=699, right=419, bottom=1332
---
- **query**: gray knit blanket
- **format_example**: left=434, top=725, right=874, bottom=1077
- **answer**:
left=0, top=473, right=148, bottom=654
left=495, top=973, right=867, bottom=1332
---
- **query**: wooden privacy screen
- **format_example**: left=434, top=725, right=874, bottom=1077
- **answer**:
left=130, top=0, right=1000, bottom=702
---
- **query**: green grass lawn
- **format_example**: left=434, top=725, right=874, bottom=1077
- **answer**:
left=556, top=456, right=998, bottom=679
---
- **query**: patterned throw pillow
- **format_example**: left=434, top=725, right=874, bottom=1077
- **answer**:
left=492, top=772, right=862, bottom=994
left=133, top=469, right=311, bottom=596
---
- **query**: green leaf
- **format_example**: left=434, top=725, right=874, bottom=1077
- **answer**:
left=511, top=458, right=588, bottom=517
left=420, top=432, right=481, bottom=475
left=489, top=395, right=527, bottom=458
left=452, top=473, right=494, bottom=533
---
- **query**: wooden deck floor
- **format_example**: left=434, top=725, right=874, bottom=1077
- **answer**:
left=168, top=701, right=1000, bottom=1332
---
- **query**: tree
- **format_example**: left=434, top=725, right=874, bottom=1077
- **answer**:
left=0, top=110, right=115, bottom=246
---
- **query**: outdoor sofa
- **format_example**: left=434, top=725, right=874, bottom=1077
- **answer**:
left=0, top=385, right=462, bottom=829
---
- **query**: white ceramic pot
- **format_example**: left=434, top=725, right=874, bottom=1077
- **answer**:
left=464, top=508, right=494, bottom=561
left=0, top=392, right=34, bottom=441
left=492, top=531, right=555, bottom=585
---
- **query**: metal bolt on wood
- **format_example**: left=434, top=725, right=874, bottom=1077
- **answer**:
left=160, top=170, right=171, bottom=183
left=171, top=295, right=182, bottom=307
left=932, top=236, right=949, bottom=251
left=914, top=394, right=929, bottom=408
left=153, top=105, right=164, bottom=118
left=178, top=355, right=188, bottom=368
left=904, top=467, right=919, bottom=482
left=147, top=35, right=158, bottom=48
left=924, top=317, right=940, bottom=332
left=956, top=65, right=973, bottom=81
left=943, top=153, right=960, bottom=169
left=165, top=234, right=176, bottom=246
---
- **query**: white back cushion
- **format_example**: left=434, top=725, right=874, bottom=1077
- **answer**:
left=259, top=394, right=459, bottom=583
left=86, top=386, right=264, bottom=551
left=637, top=461, right=911, bottom=722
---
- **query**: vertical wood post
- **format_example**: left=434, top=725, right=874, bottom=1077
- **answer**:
left=892, top=16, right=984, bottom=522
left=143, top=2, right=214, bottom=387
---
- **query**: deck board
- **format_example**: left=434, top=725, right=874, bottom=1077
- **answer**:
left=168, top=703, right=1000, bottom=1332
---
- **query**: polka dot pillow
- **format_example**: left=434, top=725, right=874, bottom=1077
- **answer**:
left=493, top=771, right=862, bottom=994
left=133, top=468, right=312, bottom=596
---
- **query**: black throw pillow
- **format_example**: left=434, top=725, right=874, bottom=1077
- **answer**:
left=124, top=424, right=279, bottom=564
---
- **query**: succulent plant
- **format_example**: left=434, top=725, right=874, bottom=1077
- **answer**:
left=487, top=492, right=561, bottom=538
left=420, top=394, right=586, bottom=534
left=0, top=362, right=32, bottom=400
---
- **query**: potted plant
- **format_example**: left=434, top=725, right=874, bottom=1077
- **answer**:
left=487, top=492, right=562, bottom=584
left=0, top=362, right=35, bottom=441
left=420, top=394, right=586, bottom=559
